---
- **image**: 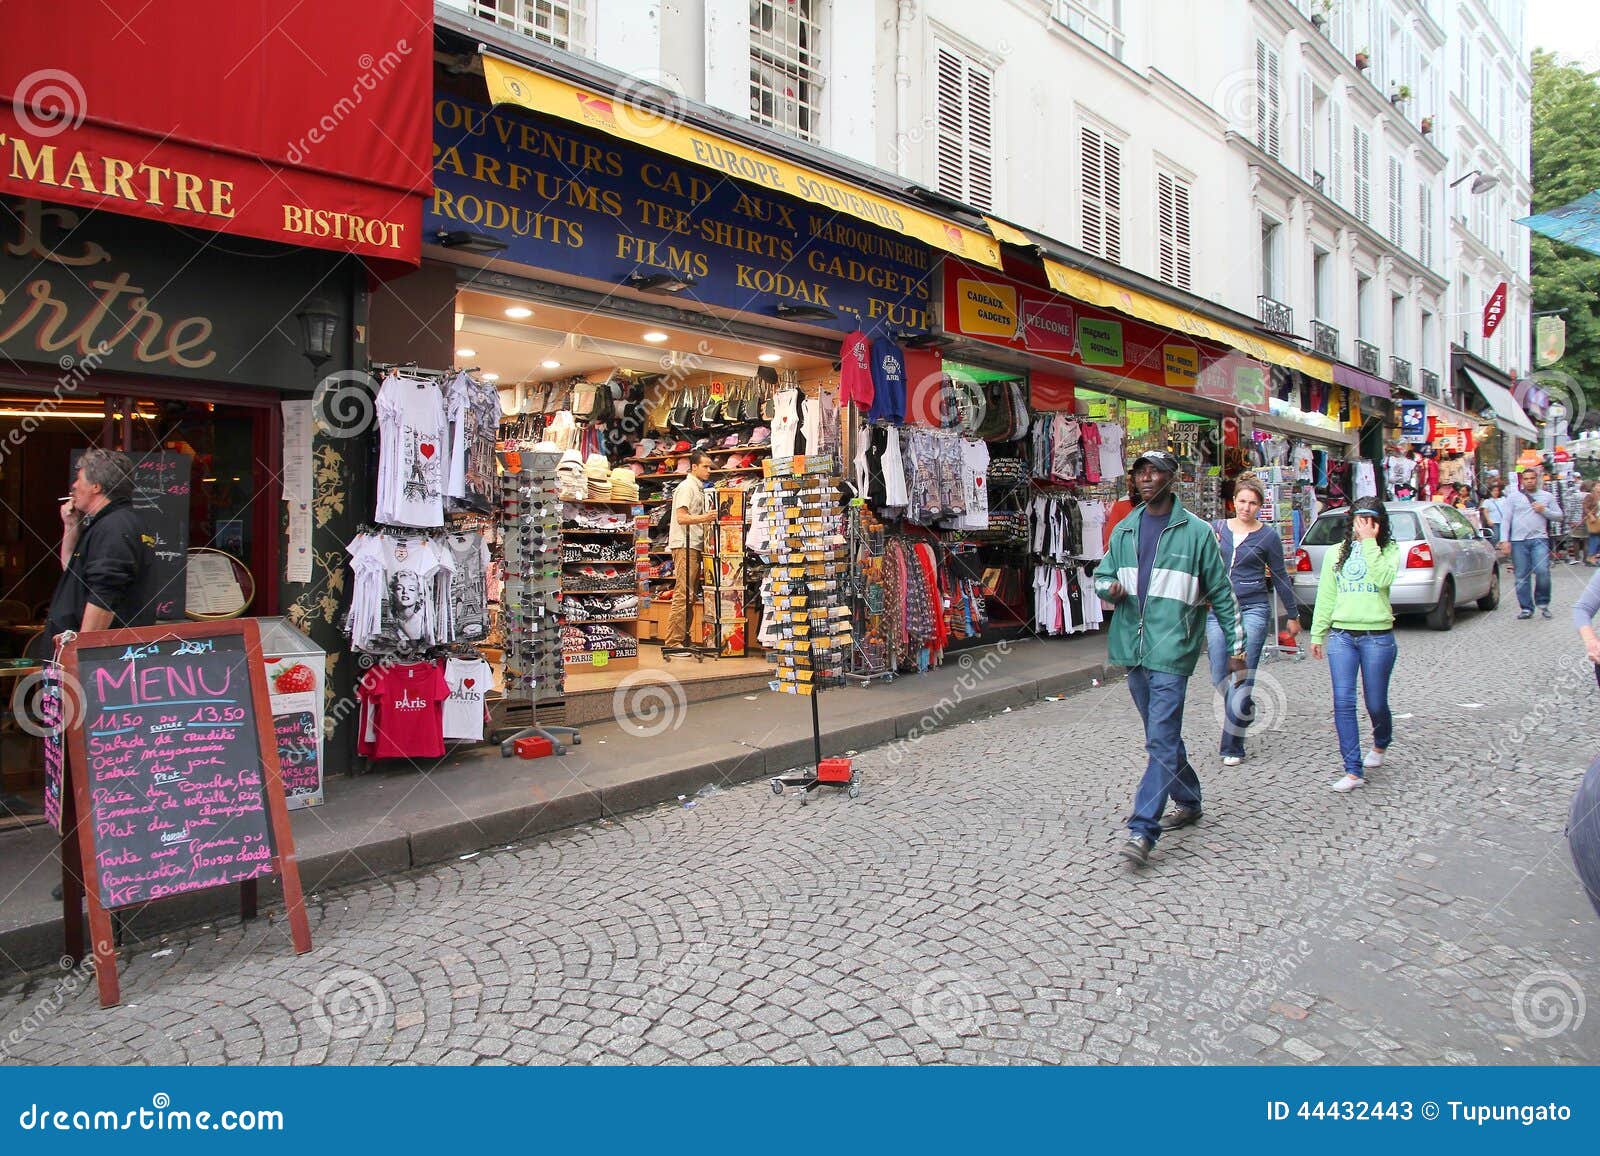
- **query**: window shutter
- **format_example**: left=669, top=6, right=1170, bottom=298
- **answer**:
left=1156, top=172, right=1192, bottom=291
left=1353, top=126, right=1370, bottom=224
left=1330, top=98, right=1344, bottom=207
left=935, top=46, right=966, bottom=202
left=1103, top=137, right=1122, bottom=263
left=1300, top=72, right=1314, bottom=180
left=1255, top=41, right=1281, bottom=158
left=966, top=63, right=994, bottom=211
left=1418, top=182, right=1432, bottom=268
left=1081, top=126, right=1104, bottom=257
left=1267, top=49, right=1281, bottom=159
left=1387, top=156, right=1402, bottom=246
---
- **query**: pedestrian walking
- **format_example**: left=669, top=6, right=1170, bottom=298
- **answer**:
left=1206, top=474, right=1300, bottom=766
left=1309, top=504, right=1400, bottom=794
left=1479, top=479, right=1506, bottom=542
left=1570, top=563, right=1600, bottom=689
left=1093, top=450, right=1245, bottom=866
left=1582, top=480, right=1600, bottom=566
left=1498, top=468, right=1560, bottom=619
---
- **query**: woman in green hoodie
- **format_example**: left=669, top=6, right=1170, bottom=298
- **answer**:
left=1309, top=504, right=1401, bottom=794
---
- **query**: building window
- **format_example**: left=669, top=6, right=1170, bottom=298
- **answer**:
left=1357, top=273, right=1373, bottom=341
left=1156, top=171, right=1192, bottom=291
left=1261, top=218, right=1281, bottom=301
left=1080, top=125, right=1122, bottom=262
left=1313, top=247, right=1331, bottom=320
left=470, top=0, right=588, bottom=54
left=1352, top=125, right=1371, bottom=225
left=1255, top=38, right=1282, bottom=159
left=1387, top=156, right=1404, bottom=248
left=750, top=0, right=824, bottom=143
left=934, top=43, right=995, bottom=211
left=1059, top=0, right=1125, bottom=61
left=1391, top=294, right=1406, bottom=359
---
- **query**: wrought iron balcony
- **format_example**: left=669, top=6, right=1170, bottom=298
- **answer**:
left=1312, top=171, right=1326, bottom=196
left=1419, top=368, right=1440, bottom=399
left=1390, top=356, right=1413, bottom=390
left=1311, top=319, right=1339, bottom=359
left=1355, top=339, right=1381, bottom=375
left=1258, top=294, right=1294, bottom=335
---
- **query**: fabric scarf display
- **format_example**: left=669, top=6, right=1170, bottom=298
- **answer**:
left=444, top=371, right=502, bottom=513
left=346, top=529, right=460, bottom=655
left=356, top=660, right=449, bottom=760
left=376, top=373, right=449, bottom=528
left=1027, top=493, right=1084, bottom=562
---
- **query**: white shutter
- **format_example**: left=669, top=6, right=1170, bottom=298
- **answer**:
left=1255, top=41, right=1282, bottom=158
left=1330, top=98, right=1344, bottom=207
left=1418, top=182, right=1433, bottom=268
left=1081, top=126, right=1103, bottom=256
left=1353, top=126, right=1370, bottom=224
left=1156, top=172, right=1193, bottom=291
left=935, top=46, right=965, bottom=201
left=1102, top=137, right=1122, bottom=263
left=1387, top=156, right=1402, bottom=246
left=933, top=44, right=995, bottom=212
left=1300, top=72, right=1314, bottom=180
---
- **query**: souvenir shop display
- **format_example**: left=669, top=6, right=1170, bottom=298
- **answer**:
left=846, top=503, right=893, bottom=682
left=701, top=487, right=748, bottom=656
left=561, top=494, right=642, bottom=668
left=751, top=459, right=851, bottom=694
left=349, top=367, right=504, bottom=763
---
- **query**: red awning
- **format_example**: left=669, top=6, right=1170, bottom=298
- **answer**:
left=1332, top=362, right=1390, bottom=399
left=0, top=0, right=432, bottom=264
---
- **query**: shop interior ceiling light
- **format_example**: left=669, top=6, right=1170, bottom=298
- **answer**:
left=758, top=353, right=782, bottom=362
left=541, top=360, right=562, bottom=369
left=482, top=372, right=499, bottom=381
left=505, top=306, right=534, bottom=319
left=642, top=331, right=670, bottom=342
left=456, top=348, right=476, bottom=358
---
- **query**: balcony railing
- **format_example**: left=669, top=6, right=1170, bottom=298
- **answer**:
left=1312, top=171, right=1326, bottom=196
left=1258, top=294, right=1295, bottom=335
left=1356, top=339, right=1381, bottom=375
left=1419, top=368, right=1440, bottom=399
left=1390, top=356, right=1413, bottom=390
left=1311, top=319, right=1339, bottom=358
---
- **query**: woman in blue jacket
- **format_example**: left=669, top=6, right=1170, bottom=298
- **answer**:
left=1207, top=475, right=1301, bottom=765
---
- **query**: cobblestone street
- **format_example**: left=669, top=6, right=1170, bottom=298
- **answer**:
left=3, top=569, right=1598, bottom=1066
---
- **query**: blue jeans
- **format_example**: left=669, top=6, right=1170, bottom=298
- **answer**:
left=1325, top=629, right=1396, bottom=777
left=1510, top=538, right=1551, bottom=612
left=1206, top=601, right=1273, bottom=757
left=1587, top=533, right=1600, bottom=561
left=1125, top=667, right=1201, bottom=843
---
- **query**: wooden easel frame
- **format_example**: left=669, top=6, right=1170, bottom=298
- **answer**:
left=58, top=618, right=311, bottom=1007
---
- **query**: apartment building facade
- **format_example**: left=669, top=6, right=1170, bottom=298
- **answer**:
left=444, top=0, right=1532, bottom=420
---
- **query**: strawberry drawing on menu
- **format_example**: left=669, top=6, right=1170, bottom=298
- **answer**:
left=272, top=662, right=316, bottom=694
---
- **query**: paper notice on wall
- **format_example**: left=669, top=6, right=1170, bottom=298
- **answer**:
left=286, top=500, right=313, bottom=583
left=281, top=400, right=313, bottom=503
left=186, top=552, right=246, bottom=616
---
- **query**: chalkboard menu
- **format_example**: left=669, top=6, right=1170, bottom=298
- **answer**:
left=70, top=450, right=190, bottom=620
left=273, top=709, right=322, bottom=806
left=74, top=630, right=275, bottom=907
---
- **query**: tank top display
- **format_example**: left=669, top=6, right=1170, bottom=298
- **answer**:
left=771, top=387, right=800, bottom=458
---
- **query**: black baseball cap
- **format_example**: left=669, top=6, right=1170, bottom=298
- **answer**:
left=1131, top=450, right=1179, bottom=474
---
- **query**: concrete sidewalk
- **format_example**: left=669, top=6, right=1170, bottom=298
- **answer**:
left=0, top=634, right=1107, bottom=977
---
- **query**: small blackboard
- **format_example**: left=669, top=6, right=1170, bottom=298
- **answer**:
left=70, top=450, right=190, bottom=620
left=60, top=619, right=310, bottom=1006
left=273, top=708, right=322, bottom=805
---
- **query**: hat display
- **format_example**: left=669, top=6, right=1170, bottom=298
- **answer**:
left=748, top=426, right=771, bottom=445
left=583, top=453, right=612, bottom=479
left=672, top=439, right=691, bottom=453
left=636, top=437, right=658, bottom=457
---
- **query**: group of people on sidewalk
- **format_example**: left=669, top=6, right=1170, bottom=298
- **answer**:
left=1092, top=451, right=1398, bottom=867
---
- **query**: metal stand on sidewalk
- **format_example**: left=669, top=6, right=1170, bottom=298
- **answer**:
left=769, top=686, right=860, bottom=805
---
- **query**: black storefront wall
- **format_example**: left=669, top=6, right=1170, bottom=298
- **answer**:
left=0, top=196, right=371, bottom=774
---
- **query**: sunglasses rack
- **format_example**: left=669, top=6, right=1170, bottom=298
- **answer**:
left=497, top=456, right=581, bottom=757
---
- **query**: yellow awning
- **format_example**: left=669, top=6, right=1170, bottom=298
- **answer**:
left=982, top=215, right=1035, bottom=247
left=1042, top=259, right=1332, bottom=383
left=482, top=55, right=1003, bottom=269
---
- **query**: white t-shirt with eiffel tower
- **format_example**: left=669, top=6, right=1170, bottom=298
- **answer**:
left=377, top=374, right=447, bottom=527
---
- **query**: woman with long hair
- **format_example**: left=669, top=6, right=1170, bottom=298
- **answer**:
left=1309, top=503, right=1401, bottom=793
left=1207, top=475, right=1300, bottom=765
left=1481, top=478, right=1506, bottom=542
left=1582, top=480, right=1600, bottom=566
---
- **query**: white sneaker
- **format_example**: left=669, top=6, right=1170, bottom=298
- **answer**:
left=1222, top=755, right=1243, bottom=767
left=1331, top=773, right=1365, bottom=793
left=1363, top=749, right=1385, bottom=769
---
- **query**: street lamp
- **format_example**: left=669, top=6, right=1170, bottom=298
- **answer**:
left=1448, top=169, right=1500, bottom=194
left=295, top=297, right=340, bottom=374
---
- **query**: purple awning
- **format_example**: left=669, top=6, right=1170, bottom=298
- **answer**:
left=1333, top=362, right=1390, bottom=398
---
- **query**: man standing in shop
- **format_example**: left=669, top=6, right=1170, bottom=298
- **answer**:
left=664, top=451, right=716, bottom=652
left=1093, top=450, right=1245, bottom=867
left=46, top=449, right=157, bottom=652
left=1500, top=466, right=1560, bottom=619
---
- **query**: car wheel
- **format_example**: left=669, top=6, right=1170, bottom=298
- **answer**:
left=1477, top=567, right=1500, bottom=612
left=1426, top=578, right=1456, bottom=631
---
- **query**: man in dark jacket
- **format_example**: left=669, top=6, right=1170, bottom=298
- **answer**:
left=45, top=448, right=157, bottom=650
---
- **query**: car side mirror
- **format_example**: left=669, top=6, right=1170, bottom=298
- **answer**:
left=1478, top=527, right=1497, bottom=540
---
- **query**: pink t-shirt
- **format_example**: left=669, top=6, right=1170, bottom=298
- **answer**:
left=365, top=662, right=449, bottom=760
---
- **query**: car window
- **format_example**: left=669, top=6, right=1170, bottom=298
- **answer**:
left=1442, top=507, right=1481, bottom=540
left=1303, top=510, right=1421, bottom=545
left=1422, top=507, right=1460, bottom=541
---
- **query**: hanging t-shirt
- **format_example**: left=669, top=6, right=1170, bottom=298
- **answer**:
left=1098, top=423, right=1125, bottom=481
left=367, top=661, right=449, bottom=760
left=443, top=657, right=493, bottom=741
left=867, top=337, right=907, bottom=424
left=445, top=530, right=491, bottom=641
left=377, top=374, right=448, bottom=527
left=956, top=439, right=990, bottom=530
left=839, top=330, right=875, bottom=411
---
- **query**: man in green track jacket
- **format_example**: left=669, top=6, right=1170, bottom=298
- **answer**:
left=1092, top=450, right=1246, bottom=867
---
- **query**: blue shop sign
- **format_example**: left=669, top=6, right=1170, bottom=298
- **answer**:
left=428, top=97, right=934, bottom=333
left=1399, top=399, right=1428, bottom=442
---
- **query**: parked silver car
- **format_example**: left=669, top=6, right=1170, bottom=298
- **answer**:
left=1291, top=501, right=1501, bottom=631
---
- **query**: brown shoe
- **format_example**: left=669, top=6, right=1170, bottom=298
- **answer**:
left=1159, top=805, right=1202, bottom=831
